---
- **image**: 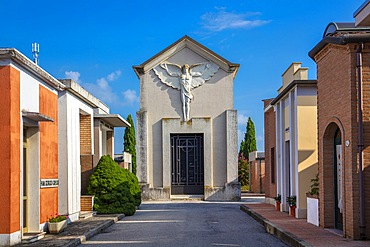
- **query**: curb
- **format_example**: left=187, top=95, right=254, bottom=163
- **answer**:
left=65, top=214, right=125, bottom=247
left=240, top=205, right=312, bottom=247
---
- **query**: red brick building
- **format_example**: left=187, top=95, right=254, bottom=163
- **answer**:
left=249, top=151, right=265, bottom=194
left=263, top=99, right=277, bottom=205
left=309, top=5, right=370, bottom=238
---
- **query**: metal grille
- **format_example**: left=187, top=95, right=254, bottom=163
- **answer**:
left=171, top=134, right=204, bottom=194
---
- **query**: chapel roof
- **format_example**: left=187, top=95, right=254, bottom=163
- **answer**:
left=133, top=35, right=240, bottom=78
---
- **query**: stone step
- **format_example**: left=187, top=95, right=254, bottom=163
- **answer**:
left=21, top=231, right=46, bottom=244
left=79, top=211, right=97, bottom=220
left=170, top=195, right=204, bottom=201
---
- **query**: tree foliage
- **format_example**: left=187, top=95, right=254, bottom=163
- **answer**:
left=239, top=140, right=245, bottom=156
left=238, top=153, right=249, bottom=187
left=238, top=117, right=257, bottom=189
left=87, top=155, right=141, bottom=216
left=124, top=114, right=137, bottom=175
left=242, top=117, right=257, bottom=158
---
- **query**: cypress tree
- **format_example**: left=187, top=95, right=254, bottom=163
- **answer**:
left=239, top=140, right=245, bottom=156
left=124, top=114, right=137, bottom=175
left=243, top=117, right=257, bottom=159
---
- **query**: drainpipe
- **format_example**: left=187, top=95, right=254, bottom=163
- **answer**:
left=356, top=42, right=366, bottom=240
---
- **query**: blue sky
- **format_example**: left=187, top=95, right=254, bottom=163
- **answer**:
left=1, top=0, right=364, bottom=153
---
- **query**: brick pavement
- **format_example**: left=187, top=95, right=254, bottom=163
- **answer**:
left=241, top=203, right=370, bottom=247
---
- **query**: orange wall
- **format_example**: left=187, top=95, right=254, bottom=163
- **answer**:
left=0, top=66, right=21, bottom=234
left=39, top=85, right=59, bottom=223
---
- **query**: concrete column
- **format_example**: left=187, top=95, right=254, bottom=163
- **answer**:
left=107, top=131, right=114, bottom=157
left=26, top=127, right=40, bottom=232
left=93, top=119, right=102, bottom=166
left=136, top=111, right=148, bottom=184
left=226, top=110, right=238, bottom=184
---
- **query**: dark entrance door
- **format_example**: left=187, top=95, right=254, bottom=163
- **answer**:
left=171, top=134, right=204, bottom=195
left=334, top=128, right=343, bottom=230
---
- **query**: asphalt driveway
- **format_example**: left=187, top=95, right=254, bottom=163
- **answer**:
left=81, top=200, right=288, bottom=247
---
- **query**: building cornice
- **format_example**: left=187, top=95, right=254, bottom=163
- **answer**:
left=59, top=79, right=109, bottom=113
left=132, top=35, right=240, bottom=79
left=0, top=48, right=65, bottom=90
left=270, top=80, right=317, bottom=106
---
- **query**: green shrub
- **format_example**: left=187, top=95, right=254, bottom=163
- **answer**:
left=309, top=174, right=319, bottom=196
left=238, top=153, right=249, bottom=187
left=87, top=155, right=141, bottom=215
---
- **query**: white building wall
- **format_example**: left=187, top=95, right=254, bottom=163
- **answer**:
left=17, top=63, right=58, bottom=232
left=93, top=120, right=114, bottom=165
left=138, top=45, right=239, bottom=200
left=274, top=84, right=317, bottom=217
left=20, top=71, right=39, bottom=112
left=58, top=91, right=94, bottom=222
left=0, top=59, right=60, bottom=244
left=19, top=66, right=42, bottom=233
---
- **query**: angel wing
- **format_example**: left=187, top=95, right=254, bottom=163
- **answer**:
left=153, top=62, right=182, bottom=90
left=189, top=62, right=219, bottom=89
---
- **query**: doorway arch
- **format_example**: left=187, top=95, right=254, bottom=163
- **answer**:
left=322, top=122, right=344, bottom=230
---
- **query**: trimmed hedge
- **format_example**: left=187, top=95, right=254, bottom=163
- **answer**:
left=87, top=155, right=141, bottom=216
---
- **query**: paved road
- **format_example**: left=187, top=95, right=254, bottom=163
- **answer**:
left=81, top=200, right=288, bottom=247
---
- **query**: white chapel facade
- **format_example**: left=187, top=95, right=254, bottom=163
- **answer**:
left=133, top=36, right=241, bottom=200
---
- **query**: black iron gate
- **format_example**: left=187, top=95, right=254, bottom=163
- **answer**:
left=171, top=134, right=204, bottom=195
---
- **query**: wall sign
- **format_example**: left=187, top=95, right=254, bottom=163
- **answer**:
left=40, top=179, right=59, bottom=188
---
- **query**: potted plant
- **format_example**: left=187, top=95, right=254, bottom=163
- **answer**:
left=286, top=195, right=296, bottom=217
left=48, top=214, right=68, bottom=234
left=307, top=174, right=319, bottom=198
left=307, top=174, right=319, bottom=226
left=274, top=194, right=281, bottom=211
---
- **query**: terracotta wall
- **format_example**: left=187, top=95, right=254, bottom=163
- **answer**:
left=80, top=196, right=94, bottom=211
left=250, top=159, right=265, bottom=193
left=0, top=66, right=21, bottom=234
left=80, top=114, right=91, bottom=155
left=81, top=154, right=94, bottom=195
left=39, top=85, right=59, bottom=223
left=80, top=113, right=93, bottom=194
left=263, top=99, right=276, bottom=200
left=315, top=43, right=370, bottom=239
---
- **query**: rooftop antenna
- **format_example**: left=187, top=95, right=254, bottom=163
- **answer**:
left=32, top=42, right=40, bottom=65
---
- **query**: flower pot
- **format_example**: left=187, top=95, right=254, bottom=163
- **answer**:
left=276, top=201, right=281, bottom=211
left=289, top=206, right=296, bottom=217
left=48, top=220, right=67, bottom=234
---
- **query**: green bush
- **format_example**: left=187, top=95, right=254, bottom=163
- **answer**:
left=238, top=153, right=249, bottom=187
left=309, top=174, right=319, bottom=196
left=87, top=155, right=141, bottom=215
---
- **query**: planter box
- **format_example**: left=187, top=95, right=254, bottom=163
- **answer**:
left=307, top=197, right=319, bottom=226
left=275, top=201, right=281, bottom=211
left=48, top=220, right=67, bottom=234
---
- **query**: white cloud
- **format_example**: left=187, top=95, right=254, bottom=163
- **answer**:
left=238, top=113, right=248, bottom=126
left=201, top=9, right=270, bottom=32
left=80, top=70, right=122, bottom=104
left=97, top=78, right=109, bottom=89
left=65, top=71, right=81, bottom=82
left=107, top=70, right=122, bottom=81
left=122, top=89, right=139, bottom=105
left=63, top=69, right=139, bottom=108
left=82, top=81, right=119, bottom=104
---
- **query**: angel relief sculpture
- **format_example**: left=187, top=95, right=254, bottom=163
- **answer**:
left=153, top=61, right=219, bottom=121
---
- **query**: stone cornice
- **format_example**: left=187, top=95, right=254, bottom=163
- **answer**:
left=0, top=48, right=65, bottom=90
